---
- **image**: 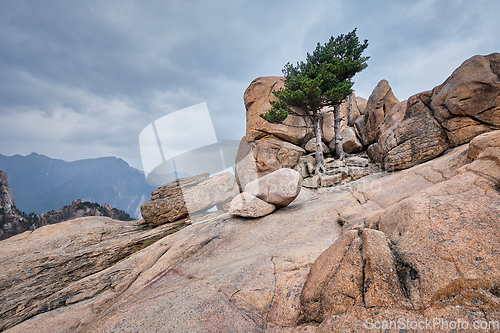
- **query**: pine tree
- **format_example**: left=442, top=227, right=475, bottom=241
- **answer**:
left=260, top=29, right=369, bottom=173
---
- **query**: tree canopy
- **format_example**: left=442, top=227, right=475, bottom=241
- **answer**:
left=260, top=28, right=369, bottom=123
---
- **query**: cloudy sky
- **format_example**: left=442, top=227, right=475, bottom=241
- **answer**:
left=1, top=0, right=499, bottom=170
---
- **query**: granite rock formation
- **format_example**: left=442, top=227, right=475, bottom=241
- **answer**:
left=369, top=53, right=500, bottom=170
left=3, top=129, right=500, bottom=333
left=355, top=79, right=400, bottom=147
left=0, top=170, right=26, bottom=239
left=140, top=172, right=239, bottom=227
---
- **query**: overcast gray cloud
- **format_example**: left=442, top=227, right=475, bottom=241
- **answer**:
left=0, top=0, right=499, bottom=170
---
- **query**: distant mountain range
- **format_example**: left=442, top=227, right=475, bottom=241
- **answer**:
left=0, top=153, right=160, bottom=219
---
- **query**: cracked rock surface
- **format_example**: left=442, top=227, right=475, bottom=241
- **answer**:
left=298, top=130, right=500, bottom=332
left=3, top=131, right=500, bottom=332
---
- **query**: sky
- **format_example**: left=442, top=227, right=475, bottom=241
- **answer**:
left=0, top=0, right=499, bottom=171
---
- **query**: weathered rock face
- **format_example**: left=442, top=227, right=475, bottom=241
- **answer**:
left=468, top=129, right=500, bottom=160
left=6, top=193, right=342, bottom=333
left=369, top=53, right=500, bottom=171
left=0, top=171, right=17, bottom=216
left=300, top=229, right=407, bottom=324
left=0, top=216, right=189, bottom=331
left=234, top=135, right=306, bottom=194
left=244, top=76, right=313, bottom=145
left=341, top=127, right=363, bottom=154
left=356, top=95, right=368, bottom=114
left=368, top=92, right=450, bottom=170
left=355, top=79, right=399, bottom=147
left=374, top=99, right=407, bottom=142
left=304, top=137, right=329, bottom=154
left=430, top=53, right=500, bottom=146
left=244, top=168, right=302, bottom=207
left=298, top=131, right=500, bottom=331
left=229, top=192, right=276, bottom=218
left=140, top=172, right=239, bottom=227
left=0, top=171, right=26, bottom=240
left=5, top=134, right=499, bottom=332
left=253, top=138, right=305, bottom=176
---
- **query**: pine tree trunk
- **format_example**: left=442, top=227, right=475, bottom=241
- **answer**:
left=333, top=104, right=345, bottom=160
left=313, top=115, right=326, bottom=174
left=347, top=93, right=354, bottom=127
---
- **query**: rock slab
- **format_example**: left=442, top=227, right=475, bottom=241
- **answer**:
left=141, top=172, right=239, bottom=226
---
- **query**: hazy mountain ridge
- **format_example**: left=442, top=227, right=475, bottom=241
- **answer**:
left=0, top=153, right=156, bottom=218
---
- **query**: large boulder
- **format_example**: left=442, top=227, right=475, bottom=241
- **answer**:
left=355, top=79, right=399, bottom=147
left=299, top=229, right=407, bottom=324
left=140, top=172, right=239, bottom=226
left=430, top=53, right=500, bottom=146
left=368, top=91, right=450, bottom=170
left=244, top=168, right=302, bottom=207
left=234, top=135, right=305, bottom=193
left=229, top=192, right=276, bottom=218
left=244, top=76, right=313, bottom=145
left=304, top=137, right=329, bottom=154
left=341, top=127, right=363, bottom=154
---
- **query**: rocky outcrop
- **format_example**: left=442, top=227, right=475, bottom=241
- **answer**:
left=4, top=131, right=500, bottom=332
left=369, top=53, right=500, bottom=170
left=234, top=135, right=306, bottom=191
left=367, top=92, right=450, bottom=170
left=374, top=99, right=407, bottom=142
left=244, top=76, right=313, bottom=145
left=300, top=229, right=407, bottom=324
left=0, top=171, right=17, bottom=216
left=355, top=79, right=399, bottom=147
left=5, top=55, right=500, bottom=333
left=140, top=172, right=239, bottom=227
left=298, top=131, right=500, bottom=331
left=237, top=77, right=367, bottom=191
left=0, top=171, right=26, bottom=240
left=430, top=53, right=500, bottom=146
